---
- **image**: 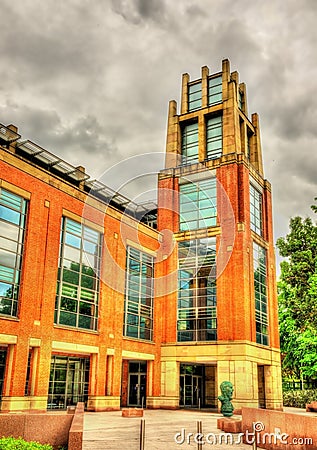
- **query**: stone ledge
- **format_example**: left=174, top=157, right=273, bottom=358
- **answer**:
left=122, top=408, right=144, bottom=417
left=68, top=402, right=84, bottom=450
left=217, top=417, right=242, bottom=433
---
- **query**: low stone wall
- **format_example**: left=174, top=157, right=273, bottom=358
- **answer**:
left=0, top=402, right=85, bottom=449
left=0, top=411, right=72, bottom=449
left=242, top=407, right=317, bottom=450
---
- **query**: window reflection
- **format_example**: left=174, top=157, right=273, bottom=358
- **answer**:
left=55, top=218, right=101, bottom=331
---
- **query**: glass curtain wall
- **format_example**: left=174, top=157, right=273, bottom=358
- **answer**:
left=177, top=237, right=217, bottom=342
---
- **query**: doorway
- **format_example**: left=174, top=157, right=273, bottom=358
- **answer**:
left=180, top=364, right=204, bottom=408
left=258, top=365, right=266, bottom=408
left=48, top=355, right=90, bottom=409
left=128, top=361, right=146, bottom=407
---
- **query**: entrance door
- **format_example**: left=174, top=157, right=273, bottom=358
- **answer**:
left=48, top=355, right=90, bottom=409
left=258, top=365, right=266, bottom=408
left=180, top=364, right=204, bottom=407
left=0, top=348, right=7, bottom=403
left=128, top=361, right=146, bottom=407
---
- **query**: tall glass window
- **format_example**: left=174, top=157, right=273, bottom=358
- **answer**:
left=48, top=355, right=90, bottom=410
left=124, top=247, right=154, bottom=341
left=208, top=76, right=222, bottom=106
left=188, top=82, right=202, bottom=112
left=181, top=122, right=199, bottom=165
left=0, top=189, right=27, bottom=317
left=250, top=184, right=263, bottom=235
left=253, top=242, right=268, bottom=346
left=55, top=217, right=101, bottom=331
left=177, top=238, right=217, bottom=342
left=179, top=178, right=217, bottom=231
left=206, top=116, right=222, bottom=160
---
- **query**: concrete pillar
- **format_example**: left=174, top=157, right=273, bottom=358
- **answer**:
left=181, top=73, right=190, bottom=115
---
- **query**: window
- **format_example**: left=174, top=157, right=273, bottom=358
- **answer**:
left=0, top=348, right=7, bottom=402
left=181, top=122, right=199, bottom=165
left=206, top=116, right=222, bottom=160
left=238, top=90, right=244, bottom=110
left=253, top=243, right=268, bottom=346
left=48, top=355, right=90, bottom=409
left=179, top=177, right=217, bottom=231
left=208, top=76, right=222, bottom=106
left=250, top=183, right=263, bottom=235
left=177, top=238, right=217, bottom=342
left=124, top=247, right=154, bottom=341
left=188, top=82, right=202, bottom=112
left=24, top=349, right=33, bottom=396
left=0, top=189, right=27, bottom=317
left=247, top=134, right=251, bottom=159
left=55, top=217, right=101, bottom=331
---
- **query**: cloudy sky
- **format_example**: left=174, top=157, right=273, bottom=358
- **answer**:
left=1, top=0, right=317, bottom=261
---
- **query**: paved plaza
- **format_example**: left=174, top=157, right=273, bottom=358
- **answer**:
left=83, top=409, right=252, bottom=450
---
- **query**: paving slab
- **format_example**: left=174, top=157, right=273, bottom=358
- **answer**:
left=83, top=409, right=252, bottom=449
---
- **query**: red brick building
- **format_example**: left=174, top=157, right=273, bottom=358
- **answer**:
left=0, top=59, right=282, bottom=412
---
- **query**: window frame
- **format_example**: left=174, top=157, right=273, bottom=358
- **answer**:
left=179, top=177, right=217, bottom=231
left=123, top=246, right=155, bottom=341
left=250, top=182, right=263, bottom=236
left=253, top=242, right=269, bottom=346
left=181, top=121, right=199, bottom=166
left=206, top=115, right=223, bottom=160
left=177, top=237, right=217, bottom=342
left=0, top=188, right=27, bottom=318
left=208, top=75, right=222, bottom=106
left=55, top=217, right=102, bottom=331
left=188, top=81, right=202, bottom=112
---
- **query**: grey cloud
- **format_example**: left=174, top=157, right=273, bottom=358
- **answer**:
left=111, top=0, right=166, bottom=25
left=0, top=102, right=119, bottom=177
left=1, top=0, right=317, bottom=248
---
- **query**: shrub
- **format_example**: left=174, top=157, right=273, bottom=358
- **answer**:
left=0, top=436, right=53, bottom=450
left=283, top=389, right=317, bottom=408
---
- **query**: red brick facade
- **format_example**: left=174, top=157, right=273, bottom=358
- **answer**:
left=0, top=59, right=282, bottom=413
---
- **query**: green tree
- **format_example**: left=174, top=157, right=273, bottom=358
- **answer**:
left=276, top=216, right=317, bottom=330
left=277, top=207, right=317, bottom=380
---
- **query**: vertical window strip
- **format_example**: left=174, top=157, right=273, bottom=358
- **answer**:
left=247, top=135, right=251, bottom=159
left=124, top=247, right=154, bottom=341
left=24, top=349, right=33, bottom=396
left=0, top=188, right=27, bottom=317
left=179, top=178, right=217, bottom=231
left=55, top=217, right=101, bottom=331
left=208, top=75, right=222, bottom=106
left=250, top=184, right=263, bottom=235
left=181, top=122, right=199, bottom=165
left=177, top=238, right=217, bottom=342
left=0, top=348, right=7, bottom=401
left=188, top=82, right=202, bottom=112
left=238, top=90, right=243, bottom=110
left=253, top=243, right=269, bottom=346
left=206, top=116, right=222, bottom=160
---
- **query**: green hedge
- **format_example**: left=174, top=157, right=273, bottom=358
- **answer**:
left=0, top=437, right=53, bottom=450
left=283, top=389, right=317, bottom=408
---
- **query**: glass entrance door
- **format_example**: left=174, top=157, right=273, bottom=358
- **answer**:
left=180, top=364, right=204, bottom=407
left=48, top=355, right=90, bottom=409
left=128, top=361, right=146, bottom=407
